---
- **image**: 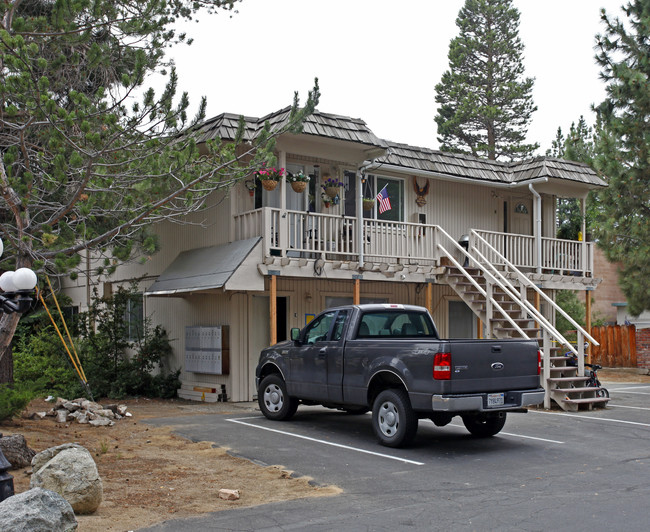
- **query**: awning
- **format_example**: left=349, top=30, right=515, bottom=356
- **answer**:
left=145, top=237, right=262, bottom=296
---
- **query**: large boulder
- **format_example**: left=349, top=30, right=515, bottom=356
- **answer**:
left=0, top=487, right=77, bottom=531
left=30, top=443, right=103, bottom=514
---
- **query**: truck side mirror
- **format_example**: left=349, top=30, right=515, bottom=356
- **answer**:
left=290, top=327, right=301, bottom=343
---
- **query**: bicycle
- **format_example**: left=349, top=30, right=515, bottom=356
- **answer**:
left=564, top=352, right=609, bottom=398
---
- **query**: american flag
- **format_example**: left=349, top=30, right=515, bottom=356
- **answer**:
left=376, top=185, right=392, bottom=214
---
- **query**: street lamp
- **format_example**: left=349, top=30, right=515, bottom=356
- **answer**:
left=0, top=237, right=38, bottom=501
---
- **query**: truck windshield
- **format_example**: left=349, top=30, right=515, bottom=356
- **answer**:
left=356, top=311, right=437, bottom=338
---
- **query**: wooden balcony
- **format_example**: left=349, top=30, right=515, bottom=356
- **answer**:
left=234, top=208, right=596, bottom=283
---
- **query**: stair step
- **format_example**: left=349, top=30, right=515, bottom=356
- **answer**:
left=548, top=366, right=578, bottom=373
left=551, top=386, right=605, bottom=394
left=561, top=397, right=610, bottom=405
left=548, top=377, right=589, bottom=384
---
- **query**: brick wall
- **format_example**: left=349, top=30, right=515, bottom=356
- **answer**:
left=636, top=328, right=650, bottom=369
left=580, top=246, right=626, bottom=324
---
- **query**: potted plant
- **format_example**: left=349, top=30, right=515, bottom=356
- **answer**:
left=321, top=192, right=331, bottom=208
left=286, top=171, right=310, bottom=193
left=254, top=165, right=284, bottom=191
left=363, top=198, right=375, bottom=211
left=322, top=175, right=344, bottom=198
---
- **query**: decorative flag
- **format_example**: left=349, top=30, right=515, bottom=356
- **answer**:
left=377, top=185, right=392, bottom=214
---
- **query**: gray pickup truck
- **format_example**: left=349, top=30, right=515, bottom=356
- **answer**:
left=256, top=304, right=544, bottom=447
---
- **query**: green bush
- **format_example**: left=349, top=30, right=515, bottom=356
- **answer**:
left=0, top=383, right=33, bottom=423
left=77, top=286, right=181, bottom=399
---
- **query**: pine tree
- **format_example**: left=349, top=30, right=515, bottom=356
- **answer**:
left=593, top=0, right=650, bottom=315
left=434, top=0, right=538, bottom=160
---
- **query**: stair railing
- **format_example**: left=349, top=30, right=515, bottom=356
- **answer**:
left=436, top=242, right=530, bottom=339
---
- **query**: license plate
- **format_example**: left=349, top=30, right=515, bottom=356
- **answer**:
left=487, top=393, right=505, bottom=407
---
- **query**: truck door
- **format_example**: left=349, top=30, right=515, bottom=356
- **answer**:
left=325, top=309, right=349, bottom=402
left=288, top=310, right=336, bottom=400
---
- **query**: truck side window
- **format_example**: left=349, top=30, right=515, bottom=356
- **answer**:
left=304, top=311, right=336, bottom=344
left=332, top=310, right=348, bottom=341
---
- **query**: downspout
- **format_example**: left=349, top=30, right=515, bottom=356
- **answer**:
left=357, top=156, right=384, bottom=269
left=528, top=183, right=544, bottom=274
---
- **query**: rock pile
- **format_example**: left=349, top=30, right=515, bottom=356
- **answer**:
left=32, top=397, right=131, bottom=427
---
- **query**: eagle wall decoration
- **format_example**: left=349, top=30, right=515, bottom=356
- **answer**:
left=413, top=177, right=430, bottom=207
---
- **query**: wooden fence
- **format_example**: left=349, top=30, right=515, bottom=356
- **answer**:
left=590, top=325, right=637, bottom=367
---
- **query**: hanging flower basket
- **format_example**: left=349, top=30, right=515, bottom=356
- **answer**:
left=363, top=199, right=375, bottom=211
left=261, top=179, right=278, bottom=191
left=291, top=181, right=307, bottom=193
left=325, top=186, right=340, bottom=198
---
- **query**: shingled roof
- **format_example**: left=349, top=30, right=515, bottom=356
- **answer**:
left=190, top=108, right=606, bottom=188
left=190, top=107, right=387, bottom=151
left=378, top=142, right=606, bottom=188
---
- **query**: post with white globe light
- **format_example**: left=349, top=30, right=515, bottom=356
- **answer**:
left=0, top=237, right=38, bottom=501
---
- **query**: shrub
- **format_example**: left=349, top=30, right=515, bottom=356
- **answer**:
left=0, top=383, right=33, bottom=423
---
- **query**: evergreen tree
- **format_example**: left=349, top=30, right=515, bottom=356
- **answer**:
left=546, top=117, right=599, bottom=240
left=593, top=0, right=650, bottom=316
left=434, top=0, right=538, bottom=161
left=0, top=0, right=319, bottom=369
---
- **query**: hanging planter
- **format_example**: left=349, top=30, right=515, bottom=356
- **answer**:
left=261, top=179, right=278, bottom=191
left=287, top=171, right=309, bottom=193
left=322, top=176, right=344, bottom=199
left=363, top=198, right=375, bottom=211
left=325, top=186, right=340, bottom=198
left=254, top=165, right=284, bottom=192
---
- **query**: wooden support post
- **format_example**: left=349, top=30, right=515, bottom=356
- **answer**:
left=586, top=289, right=592, bottom=364
left=353, top=278, right=360, bottom=305
left=477, top=317, right=483, bottom=339
left=534, top=291, right=541, bottom=332
left=270, top=275, right=277, bottom=346
left=426, top=282, right=432, bottom=314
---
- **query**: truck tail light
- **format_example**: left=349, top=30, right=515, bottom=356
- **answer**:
left=537, top=350, right=542, bottom=375
left=433, top=352, right=452, bottom=380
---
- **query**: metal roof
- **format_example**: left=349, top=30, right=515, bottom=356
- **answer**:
left=145, top=237, right=261, bottom=296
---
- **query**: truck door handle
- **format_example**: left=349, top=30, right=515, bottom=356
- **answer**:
left=318, top=348, right=327, bottom=358
left=491, top=346, right=502, bottom=353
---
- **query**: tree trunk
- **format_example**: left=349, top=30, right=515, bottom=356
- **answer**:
left=0, top=346, right=12, bottom=384
left=0, top=313, right=19, bottom=384
left=0, top=434, right=36, bottom=469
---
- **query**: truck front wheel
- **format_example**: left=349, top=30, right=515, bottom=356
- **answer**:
left=258, top=374, right=298, bottom=421
left=461, top=412, right=507, bottom=437
left=372, top=389, right=418, bottom=448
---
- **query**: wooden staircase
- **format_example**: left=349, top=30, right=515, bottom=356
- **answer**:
left=437, top=231, right=609, bottom=412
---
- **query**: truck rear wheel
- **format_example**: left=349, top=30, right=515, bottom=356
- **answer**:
left=461, top=412, right=507, bottom=437
left=372, top=388, right=418, bottom=448
left=258, top=374, right=298, bottom=421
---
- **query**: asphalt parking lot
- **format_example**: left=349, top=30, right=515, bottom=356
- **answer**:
left=143, top=381, right=650, bottom=531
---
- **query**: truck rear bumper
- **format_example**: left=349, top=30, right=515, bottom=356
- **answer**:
left=430, top=388, right=545, bottom=413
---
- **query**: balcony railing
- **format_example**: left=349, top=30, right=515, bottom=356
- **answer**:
left=234, top=208, right=593, bottom=276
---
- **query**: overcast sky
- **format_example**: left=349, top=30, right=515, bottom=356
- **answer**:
left=160, top=0, right=625, bottom=154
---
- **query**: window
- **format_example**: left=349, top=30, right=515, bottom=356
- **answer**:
left=124, top=294, right=144, bottom=341
left=357, top=311, right=437, bottom=338
left=303, top=311, right=336, bottom=344
left=332, top=310, right=348, bottom=341
left=362, top=175, right=404, bottom=222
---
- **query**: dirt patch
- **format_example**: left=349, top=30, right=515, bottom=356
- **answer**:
left=598, top=367, right=650, bottom=383
left=1, top=398, right=341, bottom=531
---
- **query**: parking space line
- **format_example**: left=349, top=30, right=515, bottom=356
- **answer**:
left=226, top=417, right=425, bottom=466
left=608, top=404, right=650, bottom=411
left=447, top=422, right=564, bottom=444
left=530, top=410, right=650, bottom=428
left=607, top=387, right=650, bottom=395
